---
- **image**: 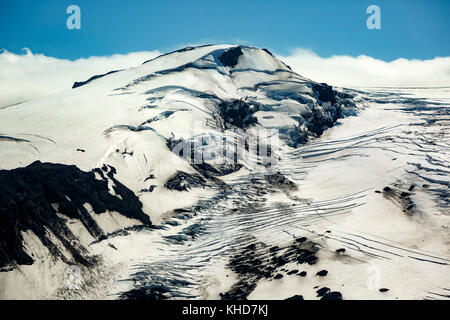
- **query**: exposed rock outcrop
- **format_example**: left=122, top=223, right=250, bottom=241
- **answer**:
left=0, top=161, right=151, bottom=270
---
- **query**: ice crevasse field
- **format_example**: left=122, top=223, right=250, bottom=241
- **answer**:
left=0, top=45, right=448, bottom=300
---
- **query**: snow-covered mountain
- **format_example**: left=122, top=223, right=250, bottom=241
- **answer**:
left=0, top=45, right=448, bottom=300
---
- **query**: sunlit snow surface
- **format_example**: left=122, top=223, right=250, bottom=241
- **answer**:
left=109, top=86, right=449, bottom=300
left=0, top=45, right=448, bottom=300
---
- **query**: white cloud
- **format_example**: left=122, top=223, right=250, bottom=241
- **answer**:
left=279, top=48, right=450, bottom=88
left=1, top=46, right=448, bottom=108
left=0, top=48, right=161, bottom=107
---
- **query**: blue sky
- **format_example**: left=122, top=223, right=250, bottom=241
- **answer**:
left=0, top=0, right=449, bottom=61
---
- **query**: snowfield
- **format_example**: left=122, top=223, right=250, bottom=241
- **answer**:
left=0, top=45, right=448, bottom=300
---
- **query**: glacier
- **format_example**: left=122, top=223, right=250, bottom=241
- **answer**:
left=0, top=45, right=448, bottom=300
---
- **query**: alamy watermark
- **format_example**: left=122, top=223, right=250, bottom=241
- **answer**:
left=366, top=5, right=381, bottom=30
left=66, top=5, right=81, bottom=30
left=66, top=5, right=380, bottom=31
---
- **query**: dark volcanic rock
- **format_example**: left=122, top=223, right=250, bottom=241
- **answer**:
left=72, top=70, right=121, bottom=89
left=220, top=284, right=257, bottom=300
left=118, top=285, right=170, bottom=300
left=382, top=183, right=417, bottom=214
left=288, top=85, right=356, bottom=144
left=218, top=99, right=258, bottom=129
left=296, top=237, right=307, bottom=243
left=286, top=294, right=304, bottom=300
left=140, top=185, right=157, bottom=192
left=164, top=171, right=206, bottom=191
left=316, top=287, right=330, bottom=297
left=316, top=270, right=328, bottom=277
left=320, top=291, right=342, bottom=301
left=311, top=83, right=336, bottom=104
left=297, top=250, right=318, bottom=265
left=222, top=237, right=319, bottom=300
left=265, top=172, right=297, bottom=192
left=301, top=104, right=339, bottom=137
left=0, top=161, right=151, bottom=269
left=193, top=162, right=242, bottom=177
left=218, top=46, right=243, bottom=67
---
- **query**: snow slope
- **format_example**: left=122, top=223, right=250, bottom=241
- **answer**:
left=0, top=45, right=448, bottom=300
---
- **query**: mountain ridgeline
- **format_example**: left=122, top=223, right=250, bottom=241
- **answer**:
left=0, top=45, right=357, bottom=284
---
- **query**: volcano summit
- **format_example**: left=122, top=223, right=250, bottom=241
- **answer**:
left=0, top=45, right=448, bottom=300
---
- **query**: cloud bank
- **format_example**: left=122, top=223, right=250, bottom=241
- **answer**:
left=1, top=47, right=449, bottom=107
left=0, top=49, right=160, bottom=107
left=279, top=49, right=450, bottom=88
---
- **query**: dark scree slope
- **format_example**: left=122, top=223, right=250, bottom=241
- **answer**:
left=0, top=161, right=151, bottom=270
